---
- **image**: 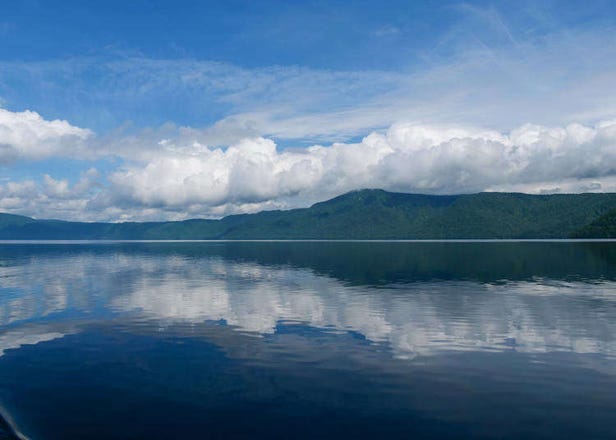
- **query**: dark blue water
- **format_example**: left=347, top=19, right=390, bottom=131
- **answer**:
left=0, top=241, right=615, bottom=439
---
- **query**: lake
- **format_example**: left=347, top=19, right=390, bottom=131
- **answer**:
left=0, top=241, right=615, bottom=439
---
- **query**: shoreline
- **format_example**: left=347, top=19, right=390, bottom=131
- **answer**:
left=0, top=238, right=615, bottom=244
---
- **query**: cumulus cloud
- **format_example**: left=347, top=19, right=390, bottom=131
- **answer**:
left=1, top=109, right=616, bottom=220
left=0, top=108, right=93, bottom=162
left=0, top=168, right=103, bottom=220
left=101, top=120, right=616, bottom=219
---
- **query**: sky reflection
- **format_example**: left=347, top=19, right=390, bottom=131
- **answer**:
left=1, top=242, right=615, bottom=359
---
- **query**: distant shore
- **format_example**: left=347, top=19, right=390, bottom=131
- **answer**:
left=1, top=190, right=615, bottom=239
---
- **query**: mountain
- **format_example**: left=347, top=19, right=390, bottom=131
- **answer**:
left=1, top=190, right=616, bottom=239
left=571, top=208, right=616, bottom=238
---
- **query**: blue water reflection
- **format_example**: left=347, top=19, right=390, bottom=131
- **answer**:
left=0, top=242, right=615, bottom=439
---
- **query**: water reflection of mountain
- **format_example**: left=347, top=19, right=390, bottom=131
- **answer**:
left=2, top=241, right=616, bottom=284
left=1, top=242, right=615, bottom=359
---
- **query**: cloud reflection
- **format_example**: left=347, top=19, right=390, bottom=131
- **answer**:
left=1, top=248, right=615, bottom=359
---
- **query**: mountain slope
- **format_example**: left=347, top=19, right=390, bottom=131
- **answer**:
left=1, top=190, right=616, bottom=239
left=571, top=208, right=616, bottom=238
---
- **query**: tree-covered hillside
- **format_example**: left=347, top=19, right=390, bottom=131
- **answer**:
left=571, top=208, right=616, bottom=238
left=1, top=190, right=616, bottom=239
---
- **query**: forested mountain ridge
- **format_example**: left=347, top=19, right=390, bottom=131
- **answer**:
left=571, top=208, right=616, bottom=238
left=1, top=190, right=616, bottom=239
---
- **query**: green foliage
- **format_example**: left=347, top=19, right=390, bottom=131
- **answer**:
left=571, top=208, right=616, bottom=238
left=0, top=213, right=35, bottom=228
left=1, top=189, right=616, bottom=239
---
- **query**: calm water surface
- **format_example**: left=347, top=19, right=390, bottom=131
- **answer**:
left=0, top=241, right=615, bottom=439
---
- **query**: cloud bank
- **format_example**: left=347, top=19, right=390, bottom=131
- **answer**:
left=1, top=106, right=615, bottom=220
left=108, top=121, right=616, bottom=210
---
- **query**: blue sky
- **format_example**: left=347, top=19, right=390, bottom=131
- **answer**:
left=1, top=0, right=616, bottom=221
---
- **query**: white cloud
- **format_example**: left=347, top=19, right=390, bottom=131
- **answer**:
left=2, top=18, right=616, bottom=145
left=0, top=168, right=102, bottom=220
left=0, top=108, right=93, bottom=162
left=1, top=118, right=616, bottom=221
left=100, top=120, right=616, bottom=219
